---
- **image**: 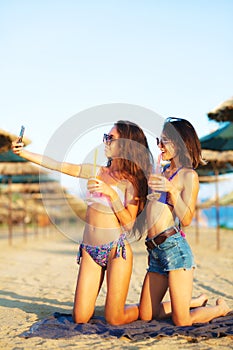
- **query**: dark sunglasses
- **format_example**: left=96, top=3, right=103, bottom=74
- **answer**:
left=103, top=133, right=118, bottom=144
left=158, top=118, right=183, bottom=146
left=156, top=137, right=172, bottom=146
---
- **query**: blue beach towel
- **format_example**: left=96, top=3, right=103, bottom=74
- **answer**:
left=20, top=311, right=233, bottom=341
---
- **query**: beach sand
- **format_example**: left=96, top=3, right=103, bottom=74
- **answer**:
left=0, top=222, right=233, bottom=350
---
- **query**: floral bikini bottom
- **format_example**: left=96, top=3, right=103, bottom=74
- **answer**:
left=77, top=233, right=127, bottom=268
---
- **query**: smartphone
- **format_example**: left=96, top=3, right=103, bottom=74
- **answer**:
left=18, top=125, right=25, bottom=143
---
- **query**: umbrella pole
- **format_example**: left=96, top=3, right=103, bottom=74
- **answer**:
left=213, top=162, right=220, bottom=250
left=7, top=177, right=13, bottom=245
left=23, top=197, right=27, bottom=242
left=34, top=211, right=39, bottom=236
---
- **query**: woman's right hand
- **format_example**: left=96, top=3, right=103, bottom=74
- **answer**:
left=148, top=174, right=164, bottom=191
left=11, top=139, right=24, bottom=155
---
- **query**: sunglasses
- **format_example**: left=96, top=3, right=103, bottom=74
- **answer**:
left=103, top=133, right=118, bottom=145
left=166, top=117, right=183, bottom=123
left=156, top=137, right=172, bottom=146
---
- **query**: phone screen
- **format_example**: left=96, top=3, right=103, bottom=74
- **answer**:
left=18, top=125, right=25, bottom=142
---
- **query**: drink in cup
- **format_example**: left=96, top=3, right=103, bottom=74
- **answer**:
left=147, top=174, right=162, bottom=201
left=147, top=153, right=162, bottom=201
left=87, top=177, right=102, bottom=197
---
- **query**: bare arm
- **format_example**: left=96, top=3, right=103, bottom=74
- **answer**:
left=109, top=182, right=139, bottom=230
left=11, top=140, right=93, bottom=178
left=87, top=179, right=139, bottom=230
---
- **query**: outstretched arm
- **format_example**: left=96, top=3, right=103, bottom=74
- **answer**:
left=12, top=140, right=87, bottom=178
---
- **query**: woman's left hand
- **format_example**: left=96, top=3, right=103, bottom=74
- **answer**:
left=87, top=179, right=117, bottom=200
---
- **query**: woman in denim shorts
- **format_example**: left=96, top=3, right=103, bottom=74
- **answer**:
left=139, top=118, right=230, bottom=326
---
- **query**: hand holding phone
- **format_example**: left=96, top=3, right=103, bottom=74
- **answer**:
left=18, top=125, right=25, bottom=143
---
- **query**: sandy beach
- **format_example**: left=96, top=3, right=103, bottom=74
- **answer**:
left=0, top=222, right=233, bottom=350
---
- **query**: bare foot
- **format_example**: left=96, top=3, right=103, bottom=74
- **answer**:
left=216, top=298, right=230, bottom=316
left=190, top=293, right=208, bottom=309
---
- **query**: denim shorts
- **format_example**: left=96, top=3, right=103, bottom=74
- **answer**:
left=147, top=232, right=196, bottom=276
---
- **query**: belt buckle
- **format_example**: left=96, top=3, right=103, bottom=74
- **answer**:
left=151, top=238, right=158, bottom=248
left=146, top=238, right=158, bottom=249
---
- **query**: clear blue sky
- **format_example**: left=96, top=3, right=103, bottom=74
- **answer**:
left=1, top=0, right=233, bottom=195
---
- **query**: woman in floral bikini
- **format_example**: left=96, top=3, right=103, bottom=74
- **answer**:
left=139, top=117, right=230, bottom=326
left=12, top=120, right=152, bottom=325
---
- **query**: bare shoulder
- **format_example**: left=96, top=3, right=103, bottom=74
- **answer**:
left=182, top=168, right=198, bottom=178
left=97, top=166, right=107, bottom=177
left=181, top=168, right=199, bottom=186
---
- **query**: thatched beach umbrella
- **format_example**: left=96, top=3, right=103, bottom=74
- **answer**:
left=198, top=150, right=233, bottom=250
left=218, top=190, right=233, bottom=206
left=201, top=150, right=233, bottom=165
left=1, top=181, right=62, bottom=193
left=0, top=129, right=30, bottom=153
left=31, top=192, right=87, bottom=222
left=0, top=150, right=51, bottom=244
left=197, top=124, right=233, bottom=249
left=0, top=173, right=59, bottom=240
left=196, top=171, right=231, bottom=248
left=0, top=135, right=13, bottom=153
left=207, top=97, right=233, bottom=122
left=0, top=149, right=43, bottom=173
left=0, top=162, right=44, bottom=176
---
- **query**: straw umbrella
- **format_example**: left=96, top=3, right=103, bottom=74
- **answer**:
left=0, top=134, right=83, bottom=241
left=0, top=150, right=50, bottom=244
left=0, top=128, right=30, bottom=152
left=197, top=125, right=233, bottom=249
left=0, top=135, right=13, bottom=153
left=0, top=173, right=59, bottom=241
left=0, top=131, right=29, bottom=241
left=218, top=190, right=233, bottom=206
left=196, top=166, right=232, bottom=249
left=1, top=181, right=62, bottom=193
left=207, top=96, right=233, bottom=122
left=31, top=192, right=87, bottom=222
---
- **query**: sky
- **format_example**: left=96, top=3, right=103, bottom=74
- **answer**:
left=1, top=0, right=233, bottom=197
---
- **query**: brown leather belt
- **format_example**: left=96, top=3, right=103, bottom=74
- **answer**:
left=145, top=226, right=178, bottom=249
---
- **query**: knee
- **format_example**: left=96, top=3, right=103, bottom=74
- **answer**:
left=105, top=308, right=125, bottom=326
left=139, top=314, right=152, bottom=322
left=72, top=310, right=91, bottom=324
left=105, top=313, right=122, bottom=326
left=172, top=314, right=192, bottom=327
left=139, top=309, right=152, bottom=321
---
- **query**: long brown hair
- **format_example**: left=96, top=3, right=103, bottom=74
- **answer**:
left=107, top=120, right=153, bottom=238
left=163, top=118, right=206, bottom=169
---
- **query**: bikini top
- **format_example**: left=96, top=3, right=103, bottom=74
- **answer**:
left=156, top=166, right=183, bottom=208
left=86, top=184, right=125, bottom=210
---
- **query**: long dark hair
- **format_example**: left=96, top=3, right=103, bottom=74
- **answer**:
left=107, top=120, right=153, bottom=239
left=163, top=118, right=206, bottom=169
